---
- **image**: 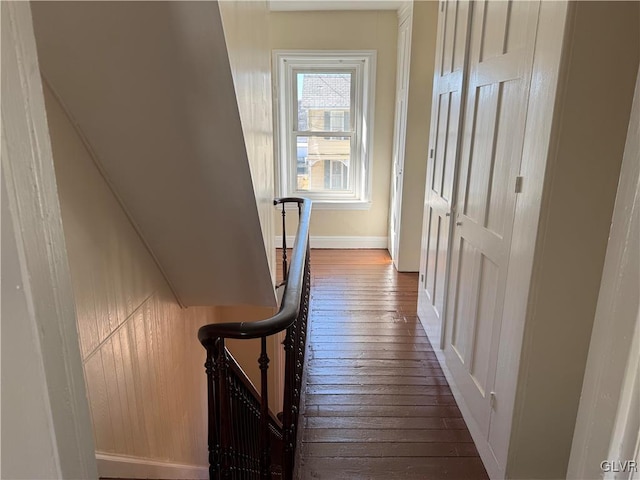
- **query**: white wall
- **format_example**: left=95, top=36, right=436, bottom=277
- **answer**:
left=270, top=10, right=398, bottom=242
left=44, top=85, right=212, bottom=472
left=567, top=67, right=640, bottom=480
left=507, top=2, right=639, bottom=477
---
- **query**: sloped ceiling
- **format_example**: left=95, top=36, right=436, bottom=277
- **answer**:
left=31, top=1, right=276, bottom=307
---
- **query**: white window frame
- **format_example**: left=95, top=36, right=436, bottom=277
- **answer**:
left=273, top=50, right=376, bottom=209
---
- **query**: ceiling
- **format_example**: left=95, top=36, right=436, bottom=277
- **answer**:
left=31, top=1, right=276, bottom=308
left=268, top=0, right=407, bottom=12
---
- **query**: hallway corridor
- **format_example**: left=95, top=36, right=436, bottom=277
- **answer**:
left=296, top=249, right=488, bottom=479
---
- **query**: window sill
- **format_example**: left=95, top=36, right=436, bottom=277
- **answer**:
left=277, top=200, right=372, bottom=211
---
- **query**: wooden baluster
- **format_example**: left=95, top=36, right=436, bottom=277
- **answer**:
left=241, top=391, right=249, bottom=479
left=232, top=377, right=244, bottom=479
left=217, top=339, right=232, bottom=479
left=282, top=325, right=295, bottom=480
left=252, top=401, right=258, bottom=478
left=205, top=344, right=220, bottom=480
left=258, top=337, right=271, bottom=479
left=293, top=316, right=302, bottom=443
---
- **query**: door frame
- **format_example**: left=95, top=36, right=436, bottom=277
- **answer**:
left=1, top=2, right=98, bottom=478
left=388, top=3, right=412, bottom=267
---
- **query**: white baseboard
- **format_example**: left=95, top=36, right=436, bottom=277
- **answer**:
left=275, top=235, right=388, bottom=249
left=416, top=307, right=504, bottom=480
left=96, top=453, right=208, bottom=479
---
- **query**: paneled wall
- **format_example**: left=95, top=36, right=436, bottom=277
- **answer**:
left=44, top=86, right=212, bottom=466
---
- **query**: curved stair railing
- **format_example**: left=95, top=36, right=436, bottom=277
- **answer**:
left=198, top=198, right=311, bottom=480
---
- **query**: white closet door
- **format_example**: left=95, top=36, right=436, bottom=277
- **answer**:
left=418, top=0, right=470, bottom=347
left=443, top=0, right=541, bottom=438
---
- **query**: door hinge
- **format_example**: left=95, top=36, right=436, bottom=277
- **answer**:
left=429, top=148, right=434, bottom=159
left=515, top=176, right=524, bottom=193
left=490, top=391, right=497, bottom=409
left=440, top=2, right=445, bottom=12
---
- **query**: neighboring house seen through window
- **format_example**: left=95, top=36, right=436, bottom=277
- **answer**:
left=274, top=51, right=376, bottom=207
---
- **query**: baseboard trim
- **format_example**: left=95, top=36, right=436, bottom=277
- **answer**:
left=96, top=453, right=208, bottom=480
left=275, top=235, right=388, bottom=249
left=417, top=306, right=504, bottom=480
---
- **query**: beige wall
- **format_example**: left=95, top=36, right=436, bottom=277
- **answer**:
left=397, top=2, right=438, bottom=271
left=270, top=10, right=398, bottom=238
left=44, top=86, right=212, bottom=466
left=219, top=0, right=277, bottom=283
left=45, top=83, right=285, bottom=467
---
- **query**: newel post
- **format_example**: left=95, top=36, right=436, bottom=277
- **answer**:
left=204, top=343, right=220, bottom=480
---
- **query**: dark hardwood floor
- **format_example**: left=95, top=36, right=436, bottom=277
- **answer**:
left=295, top=249, right=488, bottom=480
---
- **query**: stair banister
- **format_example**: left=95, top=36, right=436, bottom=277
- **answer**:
left=198, top=197, right=311, bottom=480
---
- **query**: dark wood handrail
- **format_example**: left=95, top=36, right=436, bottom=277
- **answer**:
left=198, top=197, right=311, bottom=480
left=198, top=198, right=311, bottom=342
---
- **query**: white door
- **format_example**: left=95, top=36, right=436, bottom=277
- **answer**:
left=444, top=0, right=541, bottom=438
left=417, top=0, right=470, bottom=347
left=389, top=15, right=411, bottom=265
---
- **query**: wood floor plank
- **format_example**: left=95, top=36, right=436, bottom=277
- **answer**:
left=310, top=326, right=426, bottom=336
left=307, top=375, right=449, bottom=386
left=307, top=384, right=452, bottom=396
left=299, top=457, right=487, bottom=480
left=303, top=405, right=461, bottom=418
left=309, top=343, right=435, bottom=353
left=310, top=312, right=419, bottom=322
left=307, top=366, right=445, bottom=377
left=309, top=350, right=438, bottom=360
left=303, top=442, right=479, bottom=457
left=305, top=394, right=457, bottom=406
left=310, top=335, right=430, bottom=344
left=303, top=428, right=473, bottom=443
left=306, top=416, right=466, bottom=430
left=295, top=249, right=488, bottom=480
left=308, top=358, right=442, bottom=369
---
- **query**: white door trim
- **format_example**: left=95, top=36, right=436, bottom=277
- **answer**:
left=1, top=2, right=97, bottom=478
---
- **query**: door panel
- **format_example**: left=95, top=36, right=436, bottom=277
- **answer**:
left=444, top=0, right=540, bottom=440
left=418, top=0, right=471, bottom=348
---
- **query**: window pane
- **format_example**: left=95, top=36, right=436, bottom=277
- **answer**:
left=295, top=135, right=350, bottom=192
left=297, top=72, right=352, bottom=132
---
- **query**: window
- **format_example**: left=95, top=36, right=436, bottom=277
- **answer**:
left=274, top=51, right=376, bottom=207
